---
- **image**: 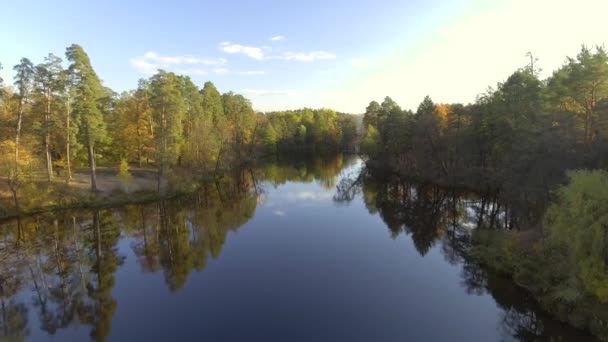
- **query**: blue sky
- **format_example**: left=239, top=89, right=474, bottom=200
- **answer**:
left=1, top=0, right=607, bottom=112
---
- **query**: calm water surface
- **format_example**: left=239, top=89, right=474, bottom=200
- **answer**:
left=0, top=155, right=594, bottom=341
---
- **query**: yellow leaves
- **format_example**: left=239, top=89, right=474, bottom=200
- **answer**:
left=0, top=140, right=34, bottom=169
left=559, top=96, right=585, bottom=114
left=436, top=104, right=450, bottom=116
left=0, top=140, right=14, bottom=162
left=435, top=103, right=451, bottom=131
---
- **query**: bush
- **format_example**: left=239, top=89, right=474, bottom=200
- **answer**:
left=118, top=159, right=133, bottom=191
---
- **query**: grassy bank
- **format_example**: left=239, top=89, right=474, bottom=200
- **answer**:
left=0, top=165, right=205, bottom=221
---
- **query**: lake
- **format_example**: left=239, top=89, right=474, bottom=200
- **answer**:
left=0, top=155, right=594, bottom=341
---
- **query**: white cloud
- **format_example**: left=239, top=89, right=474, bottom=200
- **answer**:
left=272, top=209, right=286, bottom=217
left=284, top=191, right=333, bottom=202
left=270, top=35, right=285, bottom=41
left=130, top=51, right=226, bottom=75
left=219, top=42, right=265, bottom=60
left=242, top=88, right=296, bottom=97
left=140, top=51, right=225, bottom=66
left=213, top=68, right=229, bottom=75
left=276, top=51, right=336, bottom=62
left=129, top=58, right=157, bottom=75
left=218, top=41, right=336, bottom=62
left=237, top=70, right=265, bottom=76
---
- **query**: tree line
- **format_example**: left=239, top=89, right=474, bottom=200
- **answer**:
left=359, top=45, right=608, bottom=340
left=361, top=46, right=608, bottom=225
left=0, top=44, right=358, bottom=204
left=261, top=109, right=358, bottom=152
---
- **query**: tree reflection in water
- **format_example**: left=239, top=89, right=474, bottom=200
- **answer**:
left=335, top=168, right=596, bottom=341
left=0, top=156, right=595, bottom=341
left=0, top=156, right=352, bottom=341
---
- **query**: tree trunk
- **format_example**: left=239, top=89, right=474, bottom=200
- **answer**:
left=157, top=166, right=163, bottom=193
left=11, top=187, right=19, bottom=214
left=15, top=100, right=24, bottom=165
left=214, top=145, right=223, bottom=176
left=45, top=91, right=53, bottom=182
left=87, top=142, right=98, bottom=192
left=66, top=95, right=72, bottom=183
left=157, top=104, right=167, bottom=194
left=94, top=211, right=102, bottom=262
left=137, top=124, right=143, bottom=168
left=94, top=211, right=102, bottom=292
left=477, top=198, right=487, bottom=229
left=584, top=109, right=590, bottom=144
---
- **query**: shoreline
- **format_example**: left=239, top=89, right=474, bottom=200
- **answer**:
left=363, top=160, right=606, bottom=341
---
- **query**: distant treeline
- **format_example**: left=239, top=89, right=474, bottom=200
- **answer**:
left=262, top=109, right=358, bottom=153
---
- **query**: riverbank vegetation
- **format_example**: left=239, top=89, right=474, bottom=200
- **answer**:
left=359, top=45, right=608, bottom=339
left=0, top=45, right=359, bottom=218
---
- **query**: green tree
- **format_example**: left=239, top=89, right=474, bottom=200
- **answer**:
left=500, top=69, right=543, bottom=131
left=114, top=80, right=154, bottom=167
left=34, top=53, right=64, bottom=182
left=149, top=70, right=185, bottom=191
left=178, top=76, right=206, bottom=166
left=337, top=114, right=358, bottom=151
left=200, top=81, right=225, bottom=127
left=263, top=122, right=277, bottom=149
left=544, top=170, right=608, bottom=303
left=118, top=158, right=133, bottom=191
left=61, top=66, right=80, bottom=182
left=13, top=58, right=35, bottom=165
left=200, top=81, right=226, bottom=166
left=361, top=125, right=380, bottom=156
left=222, top=92, right=255, bottom=159
left=363, top=101, right=381, bottom=130
left=546, top=46, right=608, bottom=143
left=378, top=96, right=400, bottom=142
left=66, top=44, right=108, bottom=192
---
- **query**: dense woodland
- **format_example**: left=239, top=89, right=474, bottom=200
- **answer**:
left=359, top=45, right=608, bottom=339
left=0, top=45, right=358, bottom=214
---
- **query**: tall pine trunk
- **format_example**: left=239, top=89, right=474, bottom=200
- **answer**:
left=15, top=100, right=24, bottom=165
left=87, top=142, right=98, bottom=192
left=66, top=95, right=72, bottom=182
left=45, top=91, right=53, bottom=182
left=137, top=124, right=143, bottom=168
left=157, top=105, right=166, bottom=193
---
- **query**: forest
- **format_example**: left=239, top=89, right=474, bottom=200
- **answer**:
left=2, top=42, right=608, bottom=340
left=358, top=45, right=608, bottom=339
left=0, top=44, right=358, bottom=217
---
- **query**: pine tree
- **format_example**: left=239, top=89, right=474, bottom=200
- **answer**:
left=66, top=44, right=108, bottom=192
left=34, top=53, right=64, bottom=182
left=13, top=58, right=35, bottom=166
left=149, top=70, right=185, bottom=192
